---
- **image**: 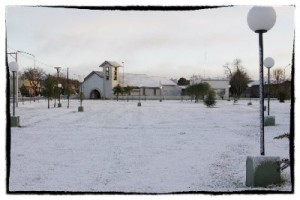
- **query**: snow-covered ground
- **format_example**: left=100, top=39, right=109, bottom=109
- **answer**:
left=9, top=99, right=292, bottom=193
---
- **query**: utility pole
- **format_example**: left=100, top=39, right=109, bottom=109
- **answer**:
left=7, top=52, right=18, bottom=107
left=67, top=67, right=69, bottom=108
left=54, top=67, right=61, bottom=107
left=8, top=50, right=36, bottom=107
left=122, top=61, right=125, bottom=86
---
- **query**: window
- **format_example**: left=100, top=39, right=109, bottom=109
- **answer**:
left=106, top=67, right=109, bottom=80
left=114, top=67, right=117, bottom=80
left=143, top=88, right=146, bottom=96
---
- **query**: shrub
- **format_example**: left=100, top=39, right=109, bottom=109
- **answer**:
left=204, top=88, right=216, bottom=107
left=274, top=133, right=290, bottom=171
left=278, top=89, right=287, bottom=102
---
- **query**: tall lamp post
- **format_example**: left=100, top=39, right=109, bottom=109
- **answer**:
left=247, top=6, right=276, bottom=156
left=122, top=61, right=125, bottom=86
left=58, top=83, right=62, bottom=107
left=78, top=75, right=84, bottom=112
left=137, top=85, right=141, bottom=107
left=246, top=6, right=281, bottom=188
left=264, top=57, right=275, bottom=116
left=247, top=83, right=252, bottom=105
left=9, top=61, right=20, bottom=127
left=159, top=81, right=163, bottom=102
left=160, top=85, right=163, bottom=102
left=228, top=85, right=231, bottom=101
left=54, top=67, right=61, bottom=107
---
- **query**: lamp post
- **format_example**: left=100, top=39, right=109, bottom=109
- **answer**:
left=159, top=81, right=163, bottom=102
left=247, top=83, right=252, bottom=105
left=160, top=85, right=163, bottom=102
left=247, top=6, right=276, bottom=156
left=122, top=61, right=125, bottom=86
left=137, top=86, right=141, bottom=107
left=283, top=63, right=291, bottom=81
left=78, top=76, right=84, bottom=112
left=58, top=83, right=62, bottom=107
left=54, top=67, right=61, bottom=107
left=9, top=61, right=20, bottom=127
left=264, top=57, right=275, bottom=116
left=246, top=6, right=282, bottom=188
left=246, top=6, right=281, bottom=188
left=228, top=85, right=231, bottom=101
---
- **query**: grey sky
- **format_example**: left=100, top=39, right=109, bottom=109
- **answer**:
left=6, top=5, right=295, bottom=80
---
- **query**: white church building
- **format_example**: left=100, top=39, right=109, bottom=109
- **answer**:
left=81, top=60, right=229, bottom=100
left=81, top=61, right=181, bottom=99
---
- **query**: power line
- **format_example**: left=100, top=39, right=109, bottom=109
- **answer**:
left=7, top=46, right=84, bottom=81
left=7, top=46, right=61, bottom=70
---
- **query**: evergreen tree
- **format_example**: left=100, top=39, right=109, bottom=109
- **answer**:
left=43, top=74, right=56, bottom=109
left=204, top=88, right=217, bottom=107
left=185, top=82, right=210, bottom=102
left=123, top=86, right=133, bottom=101
left=20, top=84, right=30, bottom=97
left=177, top=77, right=190, bottom=86
left=113, top=84, right=123, bottom=101
left=224, top=59, right=250, bottom=101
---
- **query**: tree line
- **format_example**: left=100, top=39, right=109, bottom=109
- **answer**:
left=112, top=84, right=135, bottom=101
left=178, top=58, right=291, bottom=102
left=14, top=67, right=80, bottom=108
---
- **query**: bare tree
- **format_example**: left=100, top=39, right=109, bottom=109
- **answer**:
left=233, top=58, right=245, bottom=70
left=272, top=68, right=285, bottom=84
left=223, top=62, right=232, bottom=78
left=21, top=67, right=45, bottom=102
left=224, top=59, right=250, bottom=101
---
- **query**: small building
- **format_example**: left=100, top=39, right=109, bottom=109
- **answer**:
left=193, top=79, right=230, bottom=99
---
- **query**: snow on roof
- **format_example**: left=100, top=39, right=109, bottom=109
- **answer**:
left=84, top=71, right=104, bottom=81
left=248, top=79, right=277, bottom=86
left=99, top=60, right=122, bottom=68
left=123, top=73, right=176, bottom=88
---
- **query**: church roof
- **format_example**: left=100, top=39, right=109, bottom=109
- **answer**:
left=84, top=71, right=104, bottom=81
left=99, top=60, right=122, bottom=68
left=123, top=73, right=177, bottom=88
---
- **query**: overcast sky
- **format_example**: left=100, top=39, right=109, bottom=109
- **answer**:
left=5, top=4, right=295, bottom=81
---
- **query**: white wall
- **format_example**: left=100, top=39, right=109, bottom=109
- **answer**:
left=202, top=80, right=230, bottom=99
left=102, top=64, right=120, bottom=99
left=82, top=74, right=104, bottom=98
left=162, top=85, right=181, bottom=96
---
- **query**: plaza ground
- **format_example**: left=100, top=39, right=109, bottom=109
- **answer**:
left=9, top=99, right=292, bottom=193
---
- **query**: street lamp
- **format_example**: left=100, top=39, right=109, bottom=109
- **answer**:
left=283, top=63, right=291, bottom=81
left=54, top=67, right=61, bottom=107
left=122, top=61, right=125, bottom=86
left=247, top=83, right=252, bottom=105
left=160, top=85, right=163, bottom=102
left=138, top=86, right=141, bottom=107
left=247, top=6, right=276, bottom=156
left=264, top=57, right=275, bottom=116
left=78, top=82, right=84, bottom=112
left=246, top=6, right=282, bottom=188
left=9, top=61, right=20, bottom=127
left=58, top=83, right=62, bottom=107
left=228, top=85, right=231, bottom=101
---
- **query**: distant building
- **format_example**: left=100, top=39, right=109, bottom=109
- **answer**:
left=81, top=60, right=231, bottom=100
left=193, top=79, right=230, bottom=99
left=10, top=78, right=41, bottom=97
left=247, top=80, right=291, bottom=98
